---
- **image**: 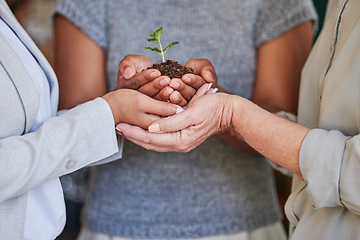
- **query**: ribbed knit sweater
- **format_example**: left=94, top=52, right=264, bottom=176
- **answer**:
left=55, top=0, right=317, bottom=238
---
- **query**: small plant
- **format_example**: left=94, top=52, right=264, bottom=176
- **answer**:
left=145, top=27, right=179, bottom=63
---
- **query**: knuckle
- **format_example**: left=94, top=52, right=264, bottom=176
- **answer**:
left=154, top=94, right=165, bottom=101
left=126, top=54, right=137, bottom=58
left=131, top=79, right=139, bottom=89
left=143, top=136, right=151, bottom=144
left=122, top=54, right=134, bottom=64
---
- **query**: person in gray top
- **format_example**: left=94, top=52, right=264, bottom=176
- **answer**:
left=54, top=0, right=317, bottom=239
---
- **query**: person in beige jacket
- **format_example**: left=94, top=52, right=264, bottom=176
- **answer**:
left=116, top=0, right=360, bottom=239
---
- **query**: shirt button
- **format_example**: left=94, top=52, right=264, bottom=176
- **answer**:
left=66, top=159, right=76, bottom=169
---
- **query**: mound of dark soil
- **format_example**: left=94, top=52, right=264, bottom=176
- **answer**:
left=148, top=59, right=195, bottom=79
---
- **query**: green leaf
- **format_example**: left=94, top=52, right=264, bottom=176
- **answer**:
left=163, top=41, right=179, bottom=53
left=151, top=27, right=163, bottom=41
left=144, top=27, right=179, bottom=62
left=144, top=46, right=161, bottom=54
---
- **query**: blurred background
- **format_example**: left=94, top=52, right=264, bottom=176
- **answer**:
left=5, top=0, right=328, bottom=239
left=6, top=0, right=56, bottom=65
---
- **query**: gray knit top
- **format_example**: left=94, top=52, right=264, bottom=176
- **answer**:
left=55, top=0, right=317, bottom=238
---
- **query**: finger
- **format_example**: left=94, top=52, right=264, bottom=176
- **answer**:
left=169, top=78, right=196, bottom=101
left=206, top=87, right=218, bottom=94
left=118, top=69, right=161, bottom=90
left=143, top=96, right=183, bottom=117
left=147, top=110, right=193, bottom=133
left=186, top=83, right=211, bottom=108
left=118, top=54, right=153, bottom=79
left=201, top=70, right=216, bottom=85
left=137, top=76, right=170, bottom=97
left=115, top=123, right=176, bottom=152
left=182, top=74, right=206, bottom=90
left=184, top=58, right=217, bottom=85
left=135, top=113, right=163, bottom=129
left=153, top=86, right=174, bottom=101
left=169, top=91, right=188, bottom=106
left=144, top=113, right=162, bottom=123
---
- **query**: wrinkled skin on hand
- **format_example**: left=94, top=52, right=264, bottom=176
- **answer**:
left=115, top=92, right=233, bottom=152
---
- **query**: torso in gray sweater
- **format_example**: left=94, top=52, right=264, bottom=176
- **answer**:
left=55, top=0, right=317, bottom=238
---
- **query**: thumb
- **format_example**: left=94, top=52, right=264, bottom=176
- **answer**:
left=148, top=109, right=191, bottom=133
left=185, top=83, right=211, bottom=109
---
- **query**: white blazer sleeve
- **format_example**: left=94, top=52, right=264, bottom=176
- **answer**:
left=0, top=98, right=119, bottom=203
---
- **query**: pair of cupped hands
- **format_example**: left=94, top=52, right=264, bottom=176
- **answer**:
left=103, top=54, right=234, bottom=152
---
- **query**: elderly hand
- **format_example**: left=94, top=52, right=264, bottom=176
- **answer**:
left=115, top=92, right=233, bottom=152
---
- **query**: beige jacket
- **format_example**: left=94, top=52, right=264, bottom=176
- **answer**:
left=286, top=0, right=360, bottom=239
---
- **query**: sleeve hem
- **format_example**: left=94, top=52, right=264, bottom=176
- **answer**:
left=299, top=129, right=347, bottom=208
left=54, top=1, right=107, bottom=49
left=256, top=5, right=318, bottom=47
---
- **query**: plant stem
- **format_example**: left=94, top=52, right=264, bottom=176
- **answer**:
left=158, top=40, right=165, bottom=62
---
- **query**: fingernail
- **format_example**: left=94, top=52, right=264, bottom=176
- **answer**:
left=165, top=88, right=174, bottom=95
left=150, top=70, right=160, bottom=78
left=182, top=76, right=191, bottom=83
left=115, top=127, right=123, bottom=135
left=212, top=88, right=218, bottom=93
left=176, top=107, right=184, bottom=114
left=205, top=71, right=214, bottom=82
left=171, top=95, right=180, bottom=102
left=124, top=67, right=134, bottom=79
left=207, top=83, right=213, bottom=92
left=160, top=77, right=170, bottom=87
left=170, top=81, right=180, bottom=89
left=148, top=123, right=160, bottom=133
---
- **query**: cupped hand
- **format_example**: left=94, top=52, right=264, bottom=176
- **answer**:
left=117, top=55, right=218, bottom=107
left=117, top=54, right=163, bottom=90
left=167, top=58, right=217, bottom=106
left=102, top=89, right=182, bottom=129
left=115, top=91, right=232, bottom=152
left=117, top=54, right=176, bottom=102
left=184, top=58, right=217, bottom=87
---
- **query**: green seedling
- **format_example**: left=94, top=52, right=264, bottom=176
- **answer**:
left=145, top=27, right=179, bottom=63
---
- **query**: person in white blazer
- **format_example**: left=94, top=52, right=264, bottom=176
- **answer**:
left=0, top=0, right=186, bottom=239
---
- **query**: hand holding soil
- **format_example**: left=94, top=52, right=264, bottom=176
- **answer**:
left=116, top=28, right=217, bottom=106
